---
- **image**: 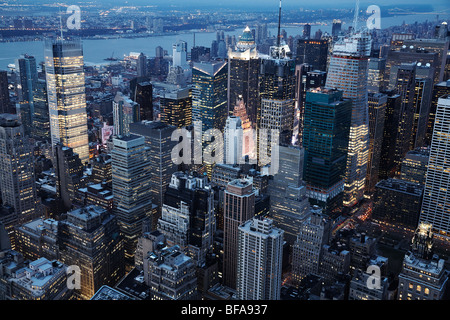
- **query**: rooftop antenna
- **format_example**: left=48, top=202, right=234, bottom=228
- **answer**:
left=277, top=0, right=282, bottom=47
left=58, top=7, right=64, bottom=40
left=352, top=0, right=359, bottom=33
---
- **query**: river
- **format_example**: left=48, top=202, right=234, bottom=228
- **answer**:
left=0, top=12, right=447, bottom=70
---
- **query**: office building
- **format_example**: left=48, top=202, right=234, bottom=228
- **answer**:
left=332, top=20, right=342, bottom=37
left=44, top=38, right=89, bottom=164
left=75, top=183, right=114, bottom=213
left=349, top=268, right=390, bottom=300
left=53, top=143, right=85, bottom=211
left=348, top=233, right=377, bottom=271
left=227, top=27, right=260, bottom=125
left=392, top=63, right=417, bottom=165
left=268, top=145, right=309, bottom=246
left=419, top=95, right=450, bottom=236
left=397, top=223, right=449, bottom=300
left=291, top=206, right=331, bottom=285
left=303, top=88, right=352, bottom=215
left=160, top=86, right=191, bottom=128
left=15, top=54, right=37, bottom=135
left=258, top=42, right=296, bottom=151
left=0, top=71, right=11, bottom=114
left=192, top=60, right=228, bottom=176
left=113, top=92, right=140, bottom=137
left=90, top=153, right=112, bottom=187
left=136, top=53, right=147, bottom=78
left=158, top=172, right=215, bottom=265
left=0, top=114, right=39, bottom=239
left=32, top=79, right=50, bottom=141
left=325, top=31, right=371, bottom=207
left=365, top=92, right=387, bottom=195
left=144, top=244, right=198, bottom=300
left=112, top=134, right=153, bottom=268
left=412, top=76, right=433, bottom=149
left=303, top=24, right=311, bottom=39
left=192, top=60, right=228, bottom=133
left=1, top=256, right=72, bottom=300
left=237, top=217, right=284, bottom=300
left=426, top=80, right=450, bottom=146
left=14, top=218, right=59, bottom=261
left=59, top=205, right=125, bottom=300
left=223, top=116, right=243, bottom=165
left=378, top=91, right=402, bottom=180
left=319, top=243, right=351, bottom=281
left=133, top=81, right=153, bottom=122
left=372, top=178, right=424, bottom=230
left=295, top=39, right=329, bottom=72
left=400, top=147, right=430, bottom=185
left=223, top=178, right=255, bottom=289
left=129, top=121, right=177, bottom=211
left=367, top=58, right=386, bottom=93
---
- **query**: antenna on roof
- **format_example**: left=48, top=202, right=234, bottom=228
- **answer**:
left=59, top=8, right=64, bottom=40
left=352, top=0, right=360, bottom=33
left=277, top=0, right=282, bottom=47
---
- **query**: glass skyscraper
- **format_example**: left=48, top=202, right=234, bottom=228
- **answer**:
left=303, top=88, right=352, bottom=216
left=44, top=38, right=89, bottom=164
left=325, top=31, right=372, bottom=207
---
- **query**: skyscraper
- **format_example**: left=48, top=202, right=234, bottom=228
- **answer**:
left=331, top=20, right=342, bottom=37
left=426, top=80, right=450, bottom=146
left=223, top=116, right=243, bottom=165
left=158, top=172, right=215, bottom=265
left=367, top=58, right=386, bottom=93
left=365, top=92, right=387, bottom=195
left=53, top=143, right=85, bottom=211
left=136, top=52, right=147, bottom=78
left=237, top=217, right=284, bottom=300
left=192, top=60, right=228, bottom=133
left=144, top=243, right=198, bottom=300
left=303, top=88, right=352, bottom=215
left=172, top=40, right=189, bottom=71
left=419, top=95, right=450, bottom=237
left=268, top=145, right=309, bottom=246
left=15, top=54, right=37, bottom=135
left=113, top=92, right=140, bottom=137
left=392, top=63, right=417, bottom=169
left=223, top=178, right=255, bottom=289
left=112, top=134, right=153, bottom=268
left=291, top=205, right=331, bottom=285
left=44, top=38, right=89, bottom=164
left=378, top=91, right=402, bottom=180
left=227, top=27, right=260, bottom=126
left=0, top=71, right=11, bottom=114
left=258, top=39, right=296, bottom=152
left=32, top=79, right=50, bottom=141
left=192, top=60, right=228, bottom=176
left=412, top=77, right=433, bottom=149
left=133, top=81, right=153, bottom=122
left=59, top=205, right=125, bottom=300
left=325, top=31, right=371, bottom=207
left=160, top=86, right=192, bottom=128
left=397, top=223, right=448, bottom=300
left=129, top=121, right=177, bottom=212
left=295, top=39, right=329, bottom=72
left=0, top=114, right=39, bottom=238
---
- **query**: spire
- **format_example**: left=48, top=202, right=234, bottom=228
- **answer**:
left=277, top=0, right=282, bottom=47
left=59, top=9, right=64, bottom=40
left=352, top=0, right=360, bottom=33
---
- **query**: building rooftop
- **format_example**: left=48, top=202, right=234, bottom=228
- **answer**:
left=375, top=178, right=424, bottom=196
left=91, top=285, right=135, bottom=300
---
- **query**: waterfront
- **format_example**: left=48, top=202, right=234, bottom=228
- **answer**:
left=0, top=12, right=448, bottom=70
